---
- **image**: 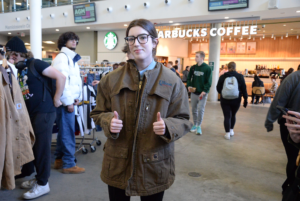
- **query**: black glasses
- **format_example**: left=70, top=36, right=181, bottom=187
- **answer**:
left=69, top=39, right=79, bottom=43
left=124, top=34, right=153, bottom=46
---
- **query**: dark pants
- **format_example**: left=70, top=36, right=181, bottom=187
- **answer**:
left=220, top=99, right=241, bottom=133
left=280, top=121, right=299, bottom=194
left=251, top=94, right=261, bottom=103
left=30, top=112, right=56, bottom=186
left=108, top=186, right=165, bottom=201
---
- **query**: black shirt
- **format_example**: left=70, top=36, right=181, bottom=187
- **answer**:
left=18, top=58, right=55, bottom=114
left=270, top=72, right=277, bottom=76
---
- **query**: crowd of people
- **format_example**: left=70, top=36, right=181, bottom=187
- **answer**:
left=1, top=18, right=300, bottom=201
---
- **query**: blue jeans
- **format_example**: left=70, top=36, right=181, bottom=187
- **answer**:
left=55, top=106, right=76, bottom=169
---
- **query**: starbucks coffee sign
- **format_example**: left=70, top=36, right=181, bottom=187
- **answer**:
left=104, top=32, right=118, bottom=50
left=157, top=25, right=258, bottom=38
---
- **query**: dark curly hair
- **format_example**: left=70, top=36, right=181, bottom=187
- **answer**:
left=122, top=44, right=130, bottom=54
left=57, top=32, right=79, bottom=50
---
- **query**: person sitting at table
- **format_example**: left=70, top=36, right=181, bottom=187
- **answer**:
left=251, top=75, right=264, bottom=104
left=266, top=76, right=278, bottom=94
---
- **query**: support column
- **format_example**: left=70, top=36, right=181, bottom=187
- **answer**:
left=1, top=0, right=4, bottom=13
left=208, top=23, right=221, bottom=102
left=30, top=0, right=42, bottom=59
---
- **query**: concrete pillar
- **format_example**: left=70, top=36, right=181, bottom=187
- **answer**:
left=30, top=0, right=42, bottom=59
left=208, top=23, right=221, bottom=102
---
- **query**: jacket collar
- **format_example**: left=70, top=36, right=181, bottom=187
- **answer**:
left=0, top=65, right=12, bottom=86
left=61, top=47, right=78, bottom=60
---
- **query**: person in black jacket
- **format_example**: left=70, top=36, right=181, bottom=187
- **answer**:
left=217, top=62, right=248, bottom=140
left=251, top=75, right=264, bottom=104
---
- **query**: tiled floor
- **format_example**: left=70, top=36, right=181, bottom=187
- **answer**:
left=1, top=102, right=286, bottom=201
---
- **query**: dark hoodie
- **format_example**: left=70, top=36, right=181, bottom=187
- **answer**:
left=252, top=75, right=264, bottom=87
left=217, top=71, right=248, bottom=102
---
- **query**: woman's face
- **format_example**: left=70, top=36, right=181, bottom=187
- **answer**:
left=127, top=26, right=157, bottom=62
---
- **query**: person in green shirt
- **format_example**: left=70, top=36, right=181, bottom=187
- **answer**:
left=187, top=51, right=212, bottom=135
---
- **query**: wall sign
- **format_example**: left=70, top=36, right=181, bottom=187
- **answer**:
left=157, top=25, right=257, bottom=39
left=104, top=32, right=118, bottom=50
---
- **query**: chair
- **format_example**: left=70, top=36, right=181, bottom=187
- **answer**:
left=252, top=87, right=266, bottom=105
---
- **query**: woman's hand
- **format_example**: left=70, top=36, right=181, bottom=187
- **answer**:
left=283, top=111, right=300, bottom=144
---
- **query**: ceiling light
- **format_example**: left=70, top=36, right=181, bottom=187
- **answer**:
left=86, top=27, right=90, bottom=29
left=124, top=24, right=128, bottom=27
left=43, top=41, right=55, bottom=44
left=15, top=2, right=21, bottom=5
left=297, top=10, right=300, bottom=13
left=224, top=17, right=229, bottom=19
left=283, top=24, right=286, bottom=26
left=169, top=21, right=173, bottom=23
left=55, top=29, right=59, bottom=31
left=175, top=27, right=181, bottom=30
left=286, top=33, right=288, bottom=37
left=291, top=29, right=293, bottom=30
left=25, top=43, right=30, bottom=45
left=8, top=32, right=11, bottom=35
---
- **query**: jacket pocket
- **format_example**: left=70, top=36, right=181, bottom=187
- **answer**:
left=103, top=145, right=129, bottom=183
left=142, top=147, right=170, bottom=188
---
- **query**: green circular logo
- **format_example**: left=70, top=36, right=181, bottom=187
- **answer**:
left=104, top=32, right=118, bottom=50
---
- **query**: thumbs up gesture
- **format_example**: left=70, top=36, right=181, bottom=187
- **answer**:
left=110, top=111, right=123, bottom=133
left=153, top=112, right=166, bottom=136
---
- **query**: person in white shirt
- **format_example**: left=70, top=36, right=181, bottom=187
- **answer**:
left=51, top=32, right=85, bottom=174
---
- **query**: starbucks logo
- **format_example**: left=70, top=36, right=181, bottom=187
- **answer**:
left=104, top=32, right=118, bottom=50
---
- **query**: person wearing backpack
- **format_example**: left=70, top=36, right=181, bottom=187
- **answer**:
left=52, top=32, right=85, bottom=174
left=187, top=51, right=212, bottom=135
left=216, top=62, right=248, bottom=140
left=5, top=36, right=66, bottom=199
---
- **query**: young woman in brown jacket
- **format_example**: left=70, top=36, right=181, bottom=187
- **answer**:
left=91, top=19, right=192, bottom=201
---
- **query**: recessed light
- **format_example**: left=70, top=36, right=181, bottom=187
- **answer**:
left=169, top=21, right=173, bottom=23
left=8, top=32, right=11, bottom=35
left=55, top=29, right=59, bottom=31
left=291, top=29, right=293, bottom=30
left=43, top=41, right=55, bottom=44
left=224, top=17, right=229, bottom=19
left=297, top=10, right=300, bottom=13
left=124, top=24, right=128, bottom=27
left=86, top=27, right=90, bottom=29
left=25, top=43, right=30, bottom=45
left=283, top=24, right=286, bottom=26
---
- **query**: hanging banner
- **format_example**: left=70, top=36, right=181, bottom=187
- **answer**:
left=157, top=25, right=257, bottom=39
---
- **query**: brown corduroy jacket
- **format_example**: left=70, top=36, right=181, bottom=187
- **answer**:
left=90, top=61, right=192, bottom=196
left=0, top=65, right=35, bottom=190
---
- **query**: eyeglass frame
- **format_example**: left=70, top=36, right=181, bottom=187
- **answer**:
left=69, top=38, right=79, bottom=43
left=124, top=34, right=155, bottom=46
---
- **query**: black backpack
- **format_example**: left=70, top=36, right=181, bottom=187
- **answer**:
left=29, top=59, right=55, bottom=101
left=28, top=52, right=70, bottom=102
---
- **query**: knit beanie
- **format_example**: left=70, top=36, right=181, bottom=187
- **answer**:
left=5, top=36, right=27, bottom=53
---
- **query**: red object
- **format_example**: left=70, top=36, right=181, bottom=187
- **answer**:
left=199, top=96, right=203, bottom=100
left=84, top=77, right=87, bottom=83
left=75, top=131, right=80, bottom=136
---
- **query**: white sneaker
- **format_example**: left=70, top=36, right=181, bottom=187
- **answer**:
left=21, top=178, right=37, bottom=189
left=224, top=133, right=230, bottom=140
left=23, top=182, right=50, bottom=200
left=190, top=125, right=197, bottom=132
left=230, top=129, right=234, bottom=136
